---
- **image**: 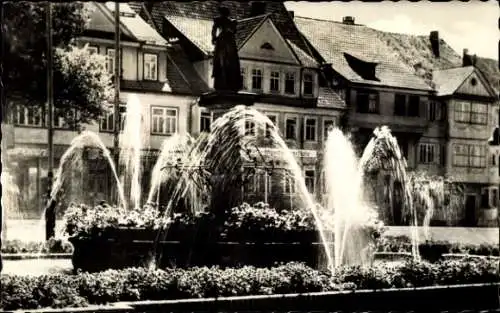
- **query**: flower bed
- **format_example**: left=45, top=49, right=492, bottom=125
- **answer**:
left=62, top=202, right=385, bottom=271
left=1, top=259, right=498, bottom=310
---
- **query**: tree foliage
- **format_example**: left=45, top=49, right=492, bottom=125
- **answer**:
left=3, top=2, right=113, bottom=126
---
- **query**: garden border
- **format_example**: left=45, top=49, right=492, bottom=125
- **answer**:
left=2, top=283, right=499, bottom=313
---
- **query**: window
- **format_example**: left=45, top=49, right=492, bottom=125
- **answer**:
left=251, top=68, right=263, bottom=91
left=143, top=53, right=158, bottom=80
left=304, top=117, right=317, bottom=141
left=14, top=106, right=43, bottom=127
left=303, top=73, right=314, bottom=96
left=284, top=174, right=295, bottom=194
left=100, top=105, right=126, bottom=132
left=454, top=101, right=488, bottom=125
left=106, top=49, right=115, bottom=74
left=490, top=154, right=497, bottom=166
left=408, top=96, right=420, bottom=117
left=453, top=144, right=486, bottom=168
left=394, top=94, right=406, bottom=116
left=428, top=100, right=442, bottom=121
left=151, top=107, right=177, bottom=135
left=241, top=67, right=247, bottom=90
left=323, top=119, right=336, bottom=141
left=418, top=143, right=436, bottom=164
left=265, top=114, right=278, bottom=139
left=200, top=111, right=212, bottom=133
left=285, top=116, right=298, bottom=140
left=244, top=115, right=256, bottom=137
left=87, top=45, right=99, bottom=55
left=356, top=91, right=379, bottom=114
left=270, top=71, right=280, bottom=93
left=285, top=72, right=296, bottom=94
left=470, top=145, right=487, bottom=167
left=304, top=168, right=316, bottom=194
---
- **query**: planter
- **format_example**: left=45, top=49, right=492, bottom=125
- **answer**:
left=70, top=228, right=329, bottom=272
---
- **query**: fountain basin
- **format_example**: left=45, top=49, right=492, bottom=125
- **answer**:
left=68, top=227, right=336, bottom=272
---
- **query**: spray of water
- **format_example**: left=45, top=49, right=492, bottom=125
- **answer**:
left=324, top=127, right=378, bottom=268
left=119, top=94, right=145, bottom=210
left=50, top=131, right=126, bottom=210
left=359, top=126, right=419, bottom=260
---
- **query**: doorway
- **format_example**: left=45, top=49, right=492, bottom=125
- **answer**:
left=464, top=195, right=476, bottom=227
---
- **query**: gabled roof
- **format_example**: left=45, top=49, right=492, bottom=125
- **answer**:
left=433, top=66, right=497, bottom=97
left=142, top=1, right=318, bottom=62
left=99, top=2, right=167, bottom=46
left=236, top=14, right=269, bottom=49
left=432, top=66, right=475, bottom=96
left=294, top=16, right=432, bottom=91
left=164, top=13, right=318, bottom=68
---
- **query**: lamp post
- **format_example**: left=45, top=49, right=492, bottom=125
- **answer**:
left=112, top=1, right=121, bottom=203
left=44, top=1, right=55, bottom=240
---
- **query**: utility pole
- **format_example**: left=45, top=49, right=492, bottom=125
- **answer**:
left=45, top=1, right=55, bottom=240
left=113, top=1, right=121, bottom=203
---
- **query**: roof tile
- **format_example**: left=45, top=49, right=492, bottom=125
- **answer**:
left=317, top=87, right=346, bottom=109
left=432, top=66, right=475, bottom=96
left=294, top=16, right=432, bottom=91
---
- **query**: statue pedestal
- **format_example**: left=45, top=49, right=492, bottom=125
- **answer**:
left=198, top=90, right=261, bottom=109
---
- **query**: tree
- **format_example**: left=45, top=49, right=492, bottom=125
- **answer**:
left=2, top=2, right=113, bottom=127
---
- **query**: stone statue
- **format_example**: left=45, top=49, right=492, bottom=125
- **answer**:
left=211, top=6, right=242, bottom=92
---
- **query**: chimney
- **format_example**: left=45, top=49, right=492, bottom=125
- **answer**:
left=463, top=48, right=474, bottom=66
left=250, top=1, right=267, bottom=17
left=342, top=16, right=355, bottom=25
left=288, top=10, right=294, bottom=19
left=429, top=31, right=440, bottom=58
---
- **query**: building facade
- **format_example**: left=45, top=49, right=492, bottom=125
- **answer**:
left=3, top=2, right=498, bottom=226
left=295, top=15, right=499, bottom=226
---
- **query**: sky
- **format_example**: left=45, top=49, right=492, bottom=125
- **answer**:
left=285, top=1, right=499, bottom=60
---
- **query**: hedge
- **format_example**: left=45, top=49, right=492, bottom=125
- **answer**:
left=1, top=259, right=498, bottom=310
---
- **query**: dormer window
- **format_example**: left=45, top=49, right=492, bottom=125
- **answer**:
left=303, top=73, right=314, bottom=96
left=144, top=53, right=158, bottom=81
left=260, top=42, right=275, bottom=50
left=344, top=53, right=379, bottom=81
left=285, top=72, right=296, bottom=95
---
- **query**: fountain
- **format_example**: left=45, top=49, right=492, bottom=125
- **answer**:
left=8, top=96, right=461, bottom=273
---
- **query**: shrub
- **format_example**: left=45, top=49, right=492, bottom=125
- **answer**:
left=1, top=238, right=73, bottom=254
left=376, top=236, right=499, bottom=257
left=0, top=259, right=498, bottom=310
